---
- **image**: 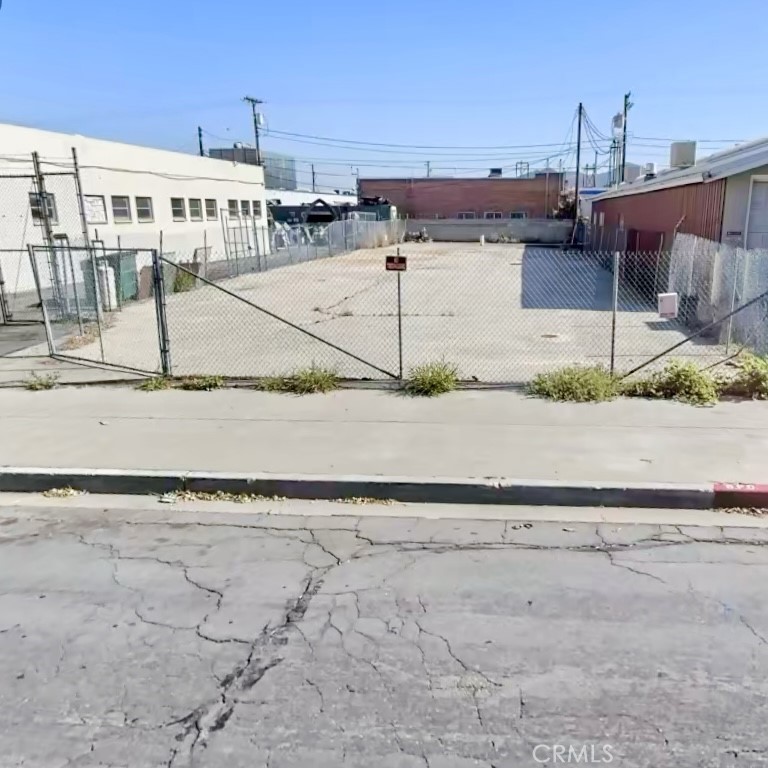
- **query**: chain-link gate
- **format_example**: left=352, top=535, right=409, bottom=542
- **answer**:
left=27, top=245, right=165, bottom=373
left=0, top=159, right=86, bottom=355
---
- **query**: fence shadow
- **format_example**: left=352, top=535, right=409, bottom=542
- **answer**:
left=519, top=247, right=656, bottom=312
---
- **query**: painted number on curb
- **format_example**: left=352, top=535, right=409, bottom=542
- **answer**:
left=714, top=482, right=766, bottom=492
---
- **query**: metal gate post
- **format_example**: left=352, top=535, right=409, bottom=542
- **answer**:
left=610, top=251, right=620, bottom=374
left=27, top=245, right=56, bottom=356
left=152, top=250, right=172, bottom=376
left=0, top=257, right=10, bottom=323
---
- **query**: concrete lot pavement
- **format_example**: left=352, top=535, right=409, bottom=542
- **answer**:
left=1, top=387, right=767, bottom=485
left=3, top=498, right=768, bottom=767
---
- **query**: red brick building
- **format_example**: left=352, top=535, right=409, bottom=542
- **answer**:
left=359, top=174, right=564, bottom=220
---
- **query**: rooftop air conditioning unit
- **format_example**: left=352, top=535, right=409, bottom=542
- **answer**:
left=670, top=141, right=696, bottom=169
left=643, top=162, right=657, bottom=175
left=488, top=168, right=502, bottom=178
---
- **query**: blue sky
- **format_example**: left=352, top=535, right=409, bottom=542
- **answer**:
left=0, top=0, right=763, bottom=191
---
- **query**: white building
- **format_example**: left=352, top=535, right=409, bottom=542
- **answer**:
left=0, top=122, right=269, bottom=258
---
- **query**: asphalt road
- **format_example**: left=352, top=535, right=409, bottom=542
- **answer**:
left=3, top=501, right=768, bottom=767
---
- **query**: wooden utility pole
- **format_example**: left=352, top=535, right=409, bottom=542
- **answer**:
left=243, top=96, right=264, bottom=165
left=198, top=126, right=205, bottom=157
left=621, top=91, right=632, bottom=182
left=574, top=103, right=583, bottom=215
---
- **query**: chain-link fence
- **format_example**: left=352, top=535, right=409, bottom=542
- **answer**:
left=159, top=217, right=406, bottom=378
left=665, top=234, right=768, bottom=357
left=26, top=231, right=768, bottom=383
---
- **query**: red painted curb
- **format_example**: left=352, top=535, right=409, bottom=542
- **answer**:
left=713, top=482, right=768, bottom=508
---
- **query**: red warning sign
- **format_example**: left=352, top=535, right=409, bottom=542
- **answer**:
left=385, top=255, right=407, bottom=271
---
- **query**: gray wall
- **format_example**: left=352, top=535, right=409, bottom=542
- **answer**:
left=406, top=218, right=572, bottom=244
left=721, top=163, right=768, bottom=246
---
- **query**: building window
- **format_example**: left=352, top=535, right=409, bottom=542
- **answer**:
left=509, top=211, right=527, bottom=219
left=29, top=192, right=58, bottom=225
left=171, top=197, right=186, bottom=221
left=111, top=195, right=132, bottom=223
left=484, top=211, right=503, bottom=220
left=252, top=200, right=262, bottom=218
left=240, top=200, right=251, bottom=217
left=228, top=199, right=239, bottom=217
left=189, top=198, right=203, bottom=221
left=457, top=211, right=476, bottom=220
left=136, top=197, right=154, bottom=223
left=84, top=195, right=107, bottom=224
left=598, top=211, right=605, bottom=226
left=618, top=214, right=625, bottom=230
left=205, top=199, right=218, bottom=220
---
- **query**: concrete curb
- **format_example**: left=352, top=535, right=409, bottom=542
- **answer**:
left=0, top=467, right=720, bottom=509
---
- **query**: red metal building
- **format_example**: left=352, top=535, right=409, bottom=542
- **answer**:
left=590, top=137, right=768, bottom=252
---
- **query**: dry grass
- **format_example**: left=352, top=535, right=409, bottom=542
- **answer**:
left=333, top=497, right=396, bottom=505
left=137, top=376, right=174, bottom=391
left=178, top=375, right=225, bottom=391
left=260, top=366, right=339, bottom=395
left=42, top=487, right=86, bottom=498
left=162, top=490, right=287, bottom=503
left=60, top=316, right=115, bottom=351
left=22, top=372, right=59, bottom=391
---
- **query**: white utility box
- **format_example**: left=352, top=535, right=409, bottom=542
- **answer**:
left=658, top=292, right=679, bottom=319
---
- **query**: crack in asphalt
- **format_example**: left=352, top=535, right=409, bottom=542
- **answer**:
left=7, top=511, right=768, bottom=765
left=169, top=575, right=325, bottom=767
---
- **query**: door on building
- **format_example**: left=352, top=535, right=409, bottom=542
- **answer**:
left=746, top=178, right=768, bottom=249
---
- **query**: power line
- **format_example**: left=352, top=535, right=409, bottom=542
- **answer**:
left=205, top=128, right=584, bottom=162
left=263, top=127, right=592, bottom=151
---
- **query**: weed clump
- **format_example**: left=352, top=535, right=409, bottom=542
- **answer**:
left=528, top=366, right=620, bottom=402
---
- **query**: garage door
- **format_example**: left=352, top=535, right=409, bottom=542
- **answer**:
left=747, top=180, right=768, bottom=249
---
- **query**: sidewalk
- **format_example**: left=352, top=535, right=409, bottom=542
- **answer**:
left=0, top=355, right=142, bottom=387
left=1, top=387, right=767, bottom=491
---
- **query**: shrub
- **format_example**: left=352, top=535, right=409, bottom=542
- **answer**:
left=404, top=361, right=459, bottom=397
left=528, top=365, right=620, bottom=402
left=723, top=353, right=768, bottom=399
left=622, top=360, right=719, bottom=406
left=260, top=366, right=339, bottom=395
left=173, top=268, right=197, bottom=293
left=22, top=372, right=59, bottom=391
